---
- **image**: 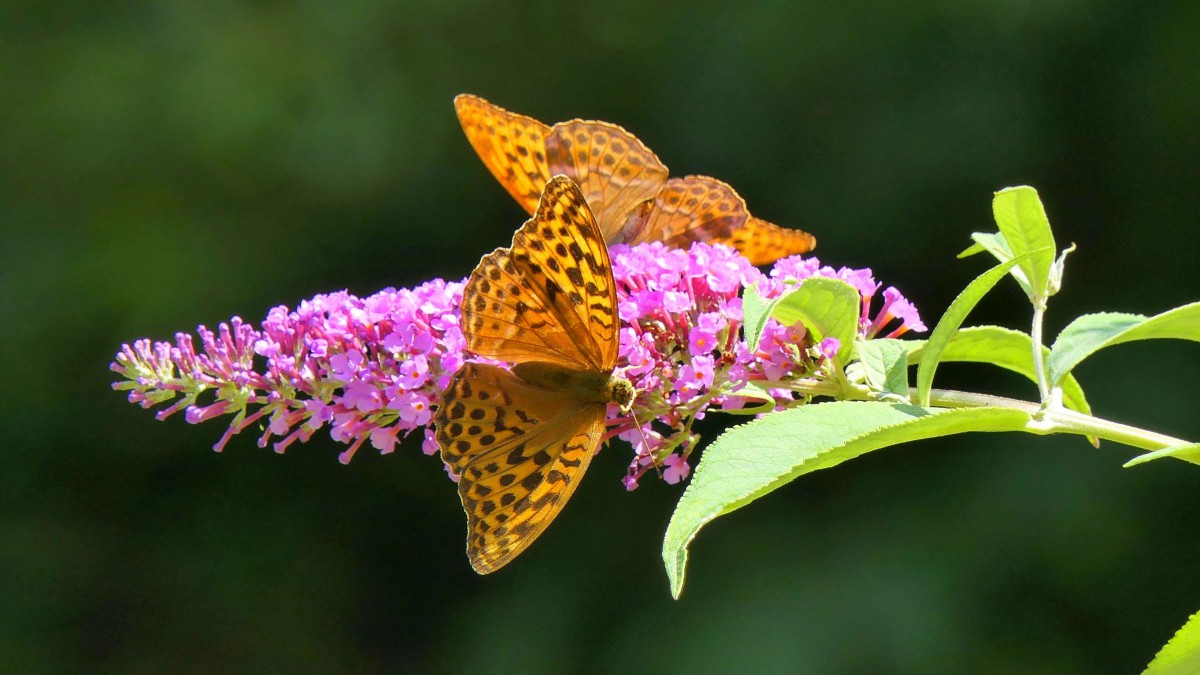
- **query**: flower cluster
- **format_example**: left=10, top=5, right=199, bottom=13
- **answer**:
left=605, top=242, right=926, bottom=488
left=112, top=243, right=925, bottom=489
left=113, top=280, right=468, bottom=465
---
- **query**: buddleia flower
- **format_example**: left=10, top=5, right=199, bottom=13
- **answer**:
left=112, top=243, right=923, bottom=487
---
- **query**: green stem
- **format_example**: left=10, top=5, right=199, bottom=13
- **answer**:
left=925, top=388, right=1188, bottom=451
left=1030, top=302, right=1051, bottom=403
left=740, top=379, right=1188, bottom=451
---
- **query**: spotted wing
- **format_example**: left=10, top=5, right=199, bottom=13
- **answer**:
left=623, top=175, right=748, bottom=248
left=462, top=176, right=619, bottom=372
left=544, top=119, right=669, bottom=241
left=455, top=94, right=555, bottom=215
left=718, top=216, right=818, bottom=266
left=435, top=362, right=605, bottom=574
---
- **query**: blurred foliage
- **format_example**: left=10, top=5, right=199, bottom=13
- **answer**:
left=2, top=1, right=1198, bottom=672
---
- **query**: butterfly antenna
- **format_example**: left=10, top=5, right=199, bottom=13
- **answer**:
left=626, top=405, right=662, bottom=478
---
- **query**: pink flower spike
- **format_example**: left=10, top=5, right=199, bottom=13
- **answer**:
left=112, top=240, right=921, bottom=490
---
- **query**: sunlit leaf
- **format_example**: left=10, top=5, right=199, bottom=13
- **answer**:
left=991, top=186, right=1056, bottom=301
left=916, top=253, right=1034, bottom=405
left=742, top=283, right=772, bottom=351
left=663, top=402, right=1032, bottom=598
left=1047, top=302, right=1200, bottom=388
left=1142, top=609, right=1200, bottom=675
left=768, top=278, right=860, bottom=364
left=1124, top=443, right=1200, bottom=469
left=857, top=339, right=910, bottom=398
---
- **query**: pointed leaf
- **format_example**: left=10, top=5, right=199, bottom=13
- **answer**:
left=1047, top=243, right=1076, bottom=296
left=992, top=186, right=1057, bottom=301
left=1124, top=443, right=1200, bottom=469
left=959, top=232, right=1013, bottom=261
left=742, top=284, right=771, bottom=351
left=1047, top=302, right=1200, bottom=388
left=857, top=339, right=911, bottom=397
left=957, top=240, right=988, bottom=259
left=1142, top=610, right=1200, bottom=675
left=916, top=254, right=1034, bottom=405
left=663, top=402, right=1033, bottom=598
left=769, top=278, right=861, bottom=364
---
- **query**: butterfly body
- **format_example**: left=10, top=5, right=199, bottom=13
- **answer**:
left=511, top=361, right=634, bottom=408
left=455, top=93, right=817, bottom=265
left=435, top=175, right=630, bottom=574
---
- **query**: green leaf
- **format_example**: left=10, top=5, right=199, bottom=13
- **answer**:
left=959, top=232, right=1014, bottom=262
left=1124, top=443, right=1200, bottom=469
left=1047, top=302, right=1200, bottom=388
left=662, top=402, right=1033, bottom=598
left=742, top=279, right=861, bottom=363
left=991, top=186, right=1057, bottom=301
left=769, top=278, right=861, bottom=364
left=857, top=339, right=910, bottom=398
left=742, top=283, right=771, bottom=351
left=1047, top=243, right=1076, bottom=296
left=957, top=240, right=987, bottom=258
left=906, top=326, right=1092, bottom=416
left=1143, top=609, right=1200, bottom=675
left=916, top=254, right=1030, bottom=406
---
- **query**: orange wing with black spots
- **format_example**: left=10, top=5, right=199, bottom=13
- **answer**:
left=627, top=175, right=747, bottom=247
left=454, top=93, right=818, bottom=264
left=436, top=362, right=606, bottom=574
left=455, top=93, right=555, bottom=215
left=543, top=119, right=669, bottom=240
left=436, top=176, right=632, bottom=574
left=714, top=216, right=818, bottom=266
left=461, top=175, right=617, bottom=372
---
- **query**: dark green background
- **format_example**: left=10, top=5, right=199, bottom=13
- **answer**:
left=3, top=2, right=1198, bottom=673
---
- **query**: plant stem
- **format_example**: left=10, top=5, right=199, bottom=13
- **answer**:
left=754, top=379, right=1189, bottom=452
left=925, top=387, right=1189, bottom=451
left=1030, top=302, right=1051, bottom=403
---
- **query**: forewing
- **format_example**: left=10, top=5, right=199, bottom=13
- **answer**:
left=626, top=175, right=748, bottom=247
left=462, top=176, right=619, bottom=371
left=718, top=215, right=818, bottom=265
left=435, top=363, right=605, bottom=574
left=545, top=120, right=669, bottom=240
left=455, top=94, right=554, bottom=215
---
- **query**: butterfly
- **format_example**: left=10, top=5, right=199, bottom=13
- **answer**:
left=455, top=93, right=817, bottom=266
left=435, top=175, right=635, bottom=574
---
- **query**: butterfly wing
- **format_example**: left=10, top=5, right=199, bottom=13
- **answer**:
left=456, top=94, right=820, bottom=261
left=436, top=362, right=606, bottom=574
left=544, top=120, right=669, bottom=240
left=455, top=94, right=555, bottom=215
left=718, top=216, right=818, bottom=266
left=462, top=176, right=619, bottom=372
left=623, top=175, right=747, bottom=247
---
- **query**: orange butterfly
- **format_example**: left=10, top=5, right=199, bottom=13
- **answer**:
left=435, top=176, right=634, bottom=574
left=455, top=93, right=817, bottom=266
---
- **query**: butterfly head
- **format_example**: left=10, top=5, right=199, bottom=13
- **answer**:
left=607, top=375, right=636, bottom=413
